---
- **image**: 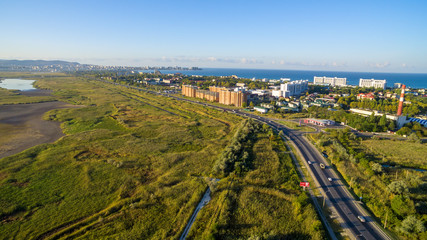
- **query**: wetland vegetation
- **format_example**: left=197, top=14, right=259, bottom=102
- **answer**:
left=0, top=73, right=324, bottom=239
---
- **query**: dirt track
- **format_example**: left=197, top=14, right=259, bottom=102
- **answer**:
left=0, top=101, right=77, bottom=159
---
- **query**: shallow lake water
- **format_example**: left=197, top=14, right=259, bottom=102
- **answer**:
left=0, top=79, right=36, bottom=91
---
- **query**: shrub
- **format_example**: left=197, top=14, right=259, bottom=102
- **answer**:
left=398, top=215, right=426, bottom=234
left=387, top=181, right=409, bottom=195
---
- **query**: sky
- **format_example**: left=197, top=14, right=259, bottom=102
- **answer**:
left=1, top=0, right=427, bottom=73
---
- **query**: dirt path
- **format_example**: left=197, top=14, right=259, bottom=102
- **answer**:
left=0, top=101, right=78, bottom=159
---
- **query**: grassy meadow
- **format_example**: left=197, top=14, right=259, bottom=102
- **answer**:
left=1, top=74, right=324, bottom=239
left=361, top=139, right=427, bottom=169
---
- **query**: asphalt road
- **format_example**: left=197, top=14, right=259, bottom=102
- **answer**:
left=99, top=80, right=391, bottom=240
left=232, top=112, right=391, bottom=240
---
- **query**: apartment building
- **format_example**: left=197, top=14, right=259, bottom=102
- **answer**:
left=183, top=85, right=247, bottom=107
left=182, top=85, right=197, bottom=97
left=313, top=76, right=347, bottom=86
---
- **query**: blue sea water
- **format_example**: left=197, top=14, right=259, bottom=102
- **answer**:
left=140, top=68, right=427, bottom=89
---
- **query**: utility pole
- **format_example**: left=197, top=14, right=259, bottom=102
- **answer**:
left=384, top=211, right=388, bottom=229
left=323, top=195, right=326, bottom=208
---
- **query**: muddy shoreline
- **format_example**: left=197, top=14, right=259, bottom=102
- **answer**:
left=0, top=90, right=78, bottom=159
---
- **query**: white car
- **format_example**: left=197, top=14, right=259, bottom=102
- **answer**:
left=308, top=161, right=312, bottom=165
left=328, top=177, right=332, bottom=182
left=358, top=215, right=366, bottom=222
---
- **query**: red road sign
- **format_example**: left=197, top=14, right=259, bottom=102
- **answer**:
left=300, top=182, right=309, bottom=187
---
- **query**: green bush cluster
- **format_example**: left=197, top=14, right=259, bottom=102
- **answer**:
left=213, top=119, right=261, bottom=176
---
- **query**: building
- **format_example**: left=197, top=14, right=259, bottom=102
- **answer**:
left=272, top=90, right=282, bottom=98
left=254, top=106, right=268, bottom=113
left=313, top=76, right=347, bottom=86
left=195, top=90, right=219, bottom=102
left=357, top=92, right=375, bottom=100
left=219, top=89, right=247, bottom=107
left=274, top=80, right=308, bottom=98
left=182, top=85, right=197, bottom=97
left=182, top=85, right=219, bottom=102
left=207, top=86, right=248, bottom=107
left=304, top=118, right=335, bottom=126
left=359, top=78, right=386, bottom=89
left=260, top=103, right=274, bottom=109
left=349, top=108, right=409, bottom=128
left=209, top=86, right=227, bottom=93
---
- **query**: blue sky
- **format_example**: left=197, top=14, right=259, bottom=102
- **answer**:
left=1, top=0, right=427, bottom=72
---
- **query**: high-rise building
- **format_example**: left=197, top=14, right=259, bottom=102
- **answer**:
left=313, top=76, right=347, bottom=86
left=359, top=78, right=386, bottom=89
left=182, top=85, right=197, bottom=97
left=218, top=89, right=247, bottom=107
left=274, top=80, right=308, bottom=98
left=183, top=85, right=246, bottom=107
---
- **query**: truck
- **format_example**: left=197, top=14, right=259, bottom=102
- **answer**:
left=320, top=163, right=325, bottom=169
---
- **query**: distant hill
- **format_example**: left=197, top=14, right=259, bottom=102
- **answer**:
left=0, top=59, right=80, bottom=66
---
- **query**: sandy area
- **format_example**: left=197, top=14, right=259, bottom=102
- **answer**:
left=0, top=90, right=79, bottom=159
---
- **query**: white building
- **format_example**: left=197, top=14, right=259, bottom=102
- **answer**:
left=272, top=90, right=283, bottom=98
left=274, top=80, right=308, bottom=98
left=250, top=89, right=269, bottom=96
left=313, top=76, right=347, bottom=86
left=359, top=78, right=386, bottom=89
left=394, top=83, right=402, bottom=89
left=254, top=106, right=268, bottom=114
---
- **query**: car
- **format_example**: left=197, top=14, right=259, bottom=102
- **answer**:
left=308, top=161, right=312, bottom=165
left=328, top=177, right=332, bottom=182
left=358, top=215, right=366, bottom=222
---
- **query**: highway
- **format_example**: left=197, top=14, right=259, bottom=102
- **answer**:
left=232, top=111, right=390, bottom=240
left=99, top=80, right=391, bottom=240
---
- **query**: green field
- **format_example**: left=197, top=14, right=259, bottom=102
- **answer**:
left=0, top=74, right=324, bottom=239
left=361, top=139, right=427, bottom=169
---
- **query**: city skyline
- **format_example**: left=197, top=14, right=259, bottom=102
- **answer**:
left=1, top=0, right=427, bottom=73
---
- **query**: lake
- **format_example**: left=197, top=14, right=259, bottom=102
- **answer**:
left=0, top=79, right=36, bottom=91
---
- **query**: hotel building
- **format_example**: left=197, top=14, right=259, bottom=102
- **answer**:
left=359, top=78, right=387, bottom=89
left=313, top=76, right=347, bottom=86
left=272, top=80, right=308, bottom=98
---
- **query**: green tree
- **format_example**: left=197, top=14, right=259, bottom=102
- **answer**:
left=387, top=180, right=409, bottom=195
left=388, top=121, right=396, bottom=130
left=408, top=132, right=421, bottom=143
left=399, top=215, right=426, bottom=233
left=396, top=127, right=412, bottom=136
left=249, top=101, right=255, bottom=108
left=379, top=114, right=387, bottom=127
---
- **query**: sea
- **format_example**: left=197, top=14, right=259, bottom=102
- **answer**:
left=139, top=68, right=427, bottom=89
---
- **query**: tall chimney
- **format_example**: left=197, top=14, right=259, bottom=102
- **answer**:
left=397, top=85, right=406, bottom=116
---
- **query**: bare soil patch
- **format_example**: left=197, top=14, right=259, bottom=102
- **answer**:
left=0, top=101, right=79, bottom=159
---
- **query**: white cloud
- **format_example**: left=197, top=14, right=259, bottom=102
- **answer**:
left=368, top=62, right=391, bottom=68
